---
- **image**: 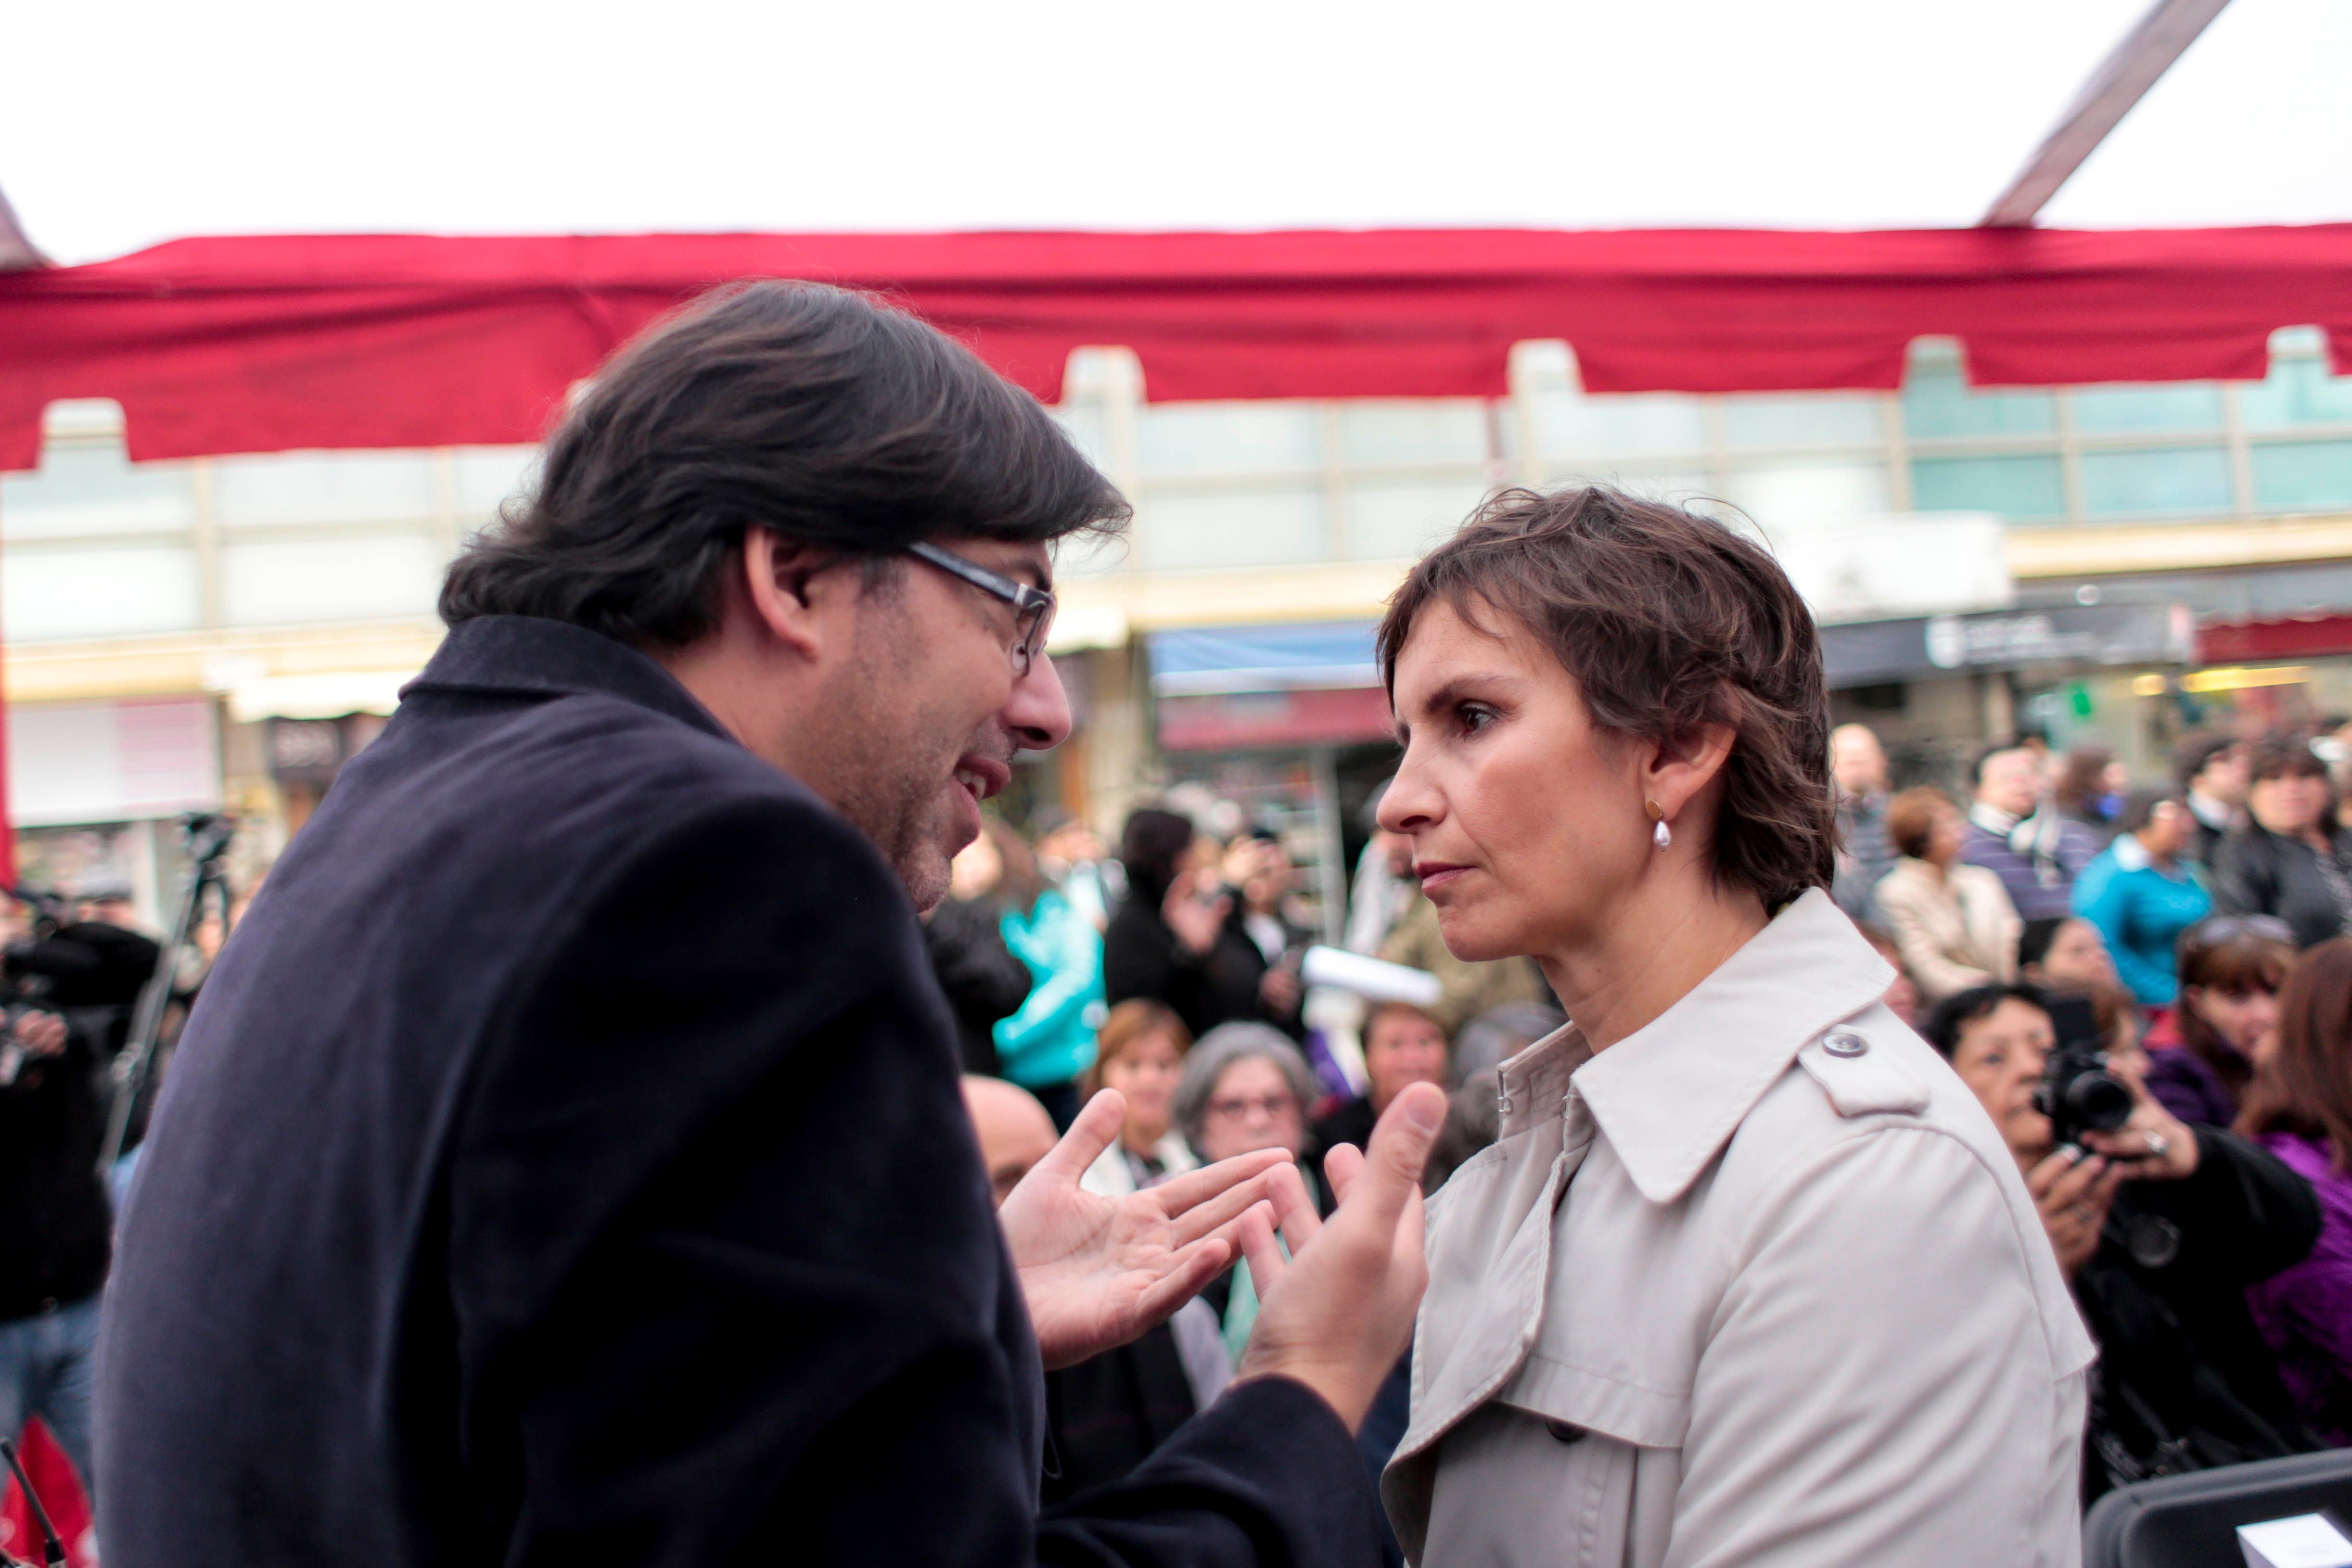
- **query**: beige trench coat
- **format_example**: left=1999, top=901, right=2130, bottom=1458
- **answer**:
left=1383, top=891, right=2093, bottom=1568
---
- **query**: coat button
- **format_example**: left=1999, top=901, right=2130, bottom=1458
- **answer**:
left=1544, top=1419, right=1586, bottom=1444
left=1822, top=1030, right=1869, bottom=1059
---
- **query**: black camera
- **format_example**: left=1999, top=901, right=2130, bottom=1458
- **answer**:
left=2033, top=993, right=2134, bottom=1148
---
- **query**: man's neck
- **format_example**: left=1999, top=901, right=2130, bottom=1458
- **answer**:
left=1970, top=800, right=2021, bottom=835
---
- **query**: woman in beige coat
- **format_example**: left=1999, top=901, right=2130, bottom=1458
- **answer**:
left=1873, top=787, right=2025, bottom=1003
left=1371, top=486, right=2091, bottom=1568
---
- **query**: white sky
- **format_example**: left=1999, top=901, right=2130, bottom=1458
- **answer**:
left=6, top=0, right=2346, bottom=266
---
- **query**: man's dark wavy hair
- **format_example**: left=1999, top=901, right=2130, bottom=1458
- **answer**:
left=1376, top=485, right=1836, bottom=909
left=440, top=280, right=1129, bottom=646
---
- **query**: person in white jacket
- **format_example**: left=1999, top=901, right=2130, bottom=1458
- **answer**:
left=1371, top=485, right=2093, bottom=1568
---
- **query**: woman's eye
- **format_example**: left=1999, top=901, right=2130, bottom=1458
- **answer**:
left=1458, top=703, right=1496, bottom=734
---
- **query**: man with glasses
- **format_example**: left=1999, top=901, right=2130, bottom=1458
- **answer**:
left=97, top=282, right=1444, bottom=1568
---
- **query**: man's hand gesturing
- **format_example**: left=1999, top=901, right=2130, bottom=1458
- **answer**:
left=999, top=1088, right=1285, bottom=1370
left=1235, top=1080, right=1443, bottom=1432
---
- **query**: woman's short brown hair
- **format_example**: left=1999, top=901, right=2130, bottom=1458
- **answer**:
left=1080, top=998, right=1193, bottom=1097
left=1885, top=787, right=1957, bottom=862
left=1378, top=486, right=1834, bottom=905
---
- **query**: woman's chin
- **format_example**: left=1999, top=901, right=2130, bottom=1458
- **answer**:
left=1433, top=905, right=1536, bottom=965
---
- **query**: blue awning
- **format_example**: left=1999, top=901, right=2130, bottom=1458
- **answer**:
left=1147, top=621, right=1381, bottom=697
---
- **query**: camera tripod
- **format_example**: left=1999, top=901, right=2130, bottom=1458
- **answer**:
left=96, top=811, right=235, bottom=1174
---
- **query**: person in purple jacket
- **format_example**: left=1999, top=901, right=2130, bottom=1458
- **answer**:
left=2148, top=916, right=2296, bottom=1126
left=2238, top=936, right=2352, bottom=1446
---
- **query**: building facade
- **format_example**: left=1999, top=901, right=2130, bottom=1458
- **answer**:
left=7, top=327, right=2349, bottom=924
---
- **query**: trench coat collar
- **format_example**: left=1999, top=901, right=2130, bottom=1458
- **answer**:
left=1557, top=888, right=1893, bottom=1206
left=404, top=614, right=734, bottom=743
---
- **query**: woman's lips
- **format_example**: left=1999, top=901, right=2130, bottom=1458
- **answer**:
left=1415, top=862, right=1471, bottom=894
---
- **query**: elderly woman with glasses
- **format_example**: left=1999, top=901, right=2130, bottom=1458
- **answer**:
left=1174, top=1023, right=1329, bottom=1362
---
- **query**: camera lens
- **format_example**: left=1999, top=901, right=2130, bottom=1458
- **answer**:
left=2068, top=1069, right=2135, bottom=1134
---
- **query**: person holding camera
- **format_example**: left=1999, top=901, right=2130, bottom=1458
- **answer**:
left=1924, top=982, right=2325, bottom=1498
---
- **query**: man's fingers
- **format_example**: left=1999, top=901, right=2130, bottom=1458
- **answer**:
left=1262, top=1159, right=1323, bottom=1252
left=1237, top=1204, right=1287, bottom=1293
left=1028, top=1089, right=1125, bottom=1183
left=1342, top=1081, right=1446, bottom=1235
left=1150, top=1148, right=1287, bottom=1221
left=1323, top=1141, right=1366, bottom=1205
left=1133, top=1234, right=1239, bottom=1328
left=1170, top=1166, right=1283, bottom=1249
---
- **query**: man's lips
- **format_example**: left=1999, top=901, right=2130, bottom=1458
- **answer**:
left=953, top=756, right=1013, bottom=802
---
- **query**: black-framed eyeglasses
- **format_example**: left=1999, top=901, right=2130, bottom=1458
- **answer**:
left=905, top=541, right=1055, bottom=676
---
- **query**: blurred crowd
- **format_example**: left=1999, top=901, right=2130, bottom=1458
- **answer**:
left=1834, top=718, right=2352, bottom=1496
left=11, top=720, right=2352, bottom=1554
left=943, top=719, right=2352, bottom=1539
left=933, top=797, right=1564, bottom=1554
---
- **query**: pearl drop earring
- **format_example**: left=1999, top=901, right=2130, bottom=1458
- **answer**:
left=1648, top=802, right=1672, bottom=851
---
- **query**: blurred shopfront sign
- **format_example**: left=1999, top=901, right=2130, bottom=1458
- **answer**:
left=1147, top=621, right=1389, bottom=752
left=6, top=696, right=221, bottom=828
left=1772, top=513, right=2011, bottom=624
left=1822, top=601, right=2194, bottom=688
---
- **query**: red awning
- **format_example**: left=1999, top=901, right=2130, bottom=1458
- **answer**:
left=2, top=225, right=2350, bottom=471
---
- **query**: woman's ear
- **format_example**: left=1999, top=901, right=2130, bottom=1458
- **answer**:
left=1641, top=716, right=1739, bottom=829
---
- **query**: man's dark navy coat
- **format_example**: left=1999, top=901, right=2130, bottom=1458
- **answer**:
left=96, top=615, right=1377, bottom=1567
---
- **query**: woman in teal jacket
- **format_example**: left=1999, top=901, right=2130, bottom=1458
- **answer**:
left=987, top=819, right=1104, bottom=1128
left=2072, top=787, right=2212, bottom=1007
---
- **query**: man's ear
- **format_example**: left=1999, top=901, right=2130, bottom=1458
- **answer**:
left=739, top=526, right=844, bottom=662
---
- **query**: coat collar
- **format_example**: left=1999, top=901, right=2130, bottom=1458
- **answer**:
left=1500, top=889, right=1893, bottom=1206
left=403, top=614, right=733, bottom=743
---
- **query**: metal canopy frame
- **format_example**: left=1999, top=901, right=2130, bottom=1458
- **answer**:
left=1980, top=0, right=2234, bottom=228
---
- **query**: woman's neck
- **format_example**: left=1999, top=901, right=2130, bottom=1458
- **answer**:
left=1536, top=876, right=1772, bottom=1055
left=1121, top=1125, right=1165, bottom=1158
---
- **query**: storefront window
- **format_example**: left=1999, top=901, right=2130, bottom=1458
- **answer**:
left=0, top=442, right=196, bottom=540
left=3, top=546, right=204, bottom=641
left=2250, top=441, right=2352, bottom=510
left=1341, top=479, right=1487, bottom=559
left=2077, top=446, right=2234, bottom=517
left=1901, top=364, right=2057, bottom=439
left=2239, top=333, right=2352, bottom=430
left=1139, top=489, right=1325, bottom=571
left=215, top=450, right=438, bottom=526
left=1336, top=400, right=1485, bottom=466
left=1528, top=389, right=1706, bottom=458
left=220, top=534, right=447, bottom=625
left=1139, top=401, right=1320, bottom=475
left=2071, top=383, right=2226, bottom=435
left=1719, top=393, right=1881, bottom=449
left=1911, top=454, right=2066, bottom=518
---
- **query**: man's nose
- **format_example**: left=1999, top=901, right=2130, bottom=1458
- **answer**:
left=1005, top=651, right=1073, bottom=752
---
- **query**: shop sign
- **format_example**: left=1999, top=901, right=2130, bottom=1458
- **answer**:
left=1824, top=602, right=2192, bottom=687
